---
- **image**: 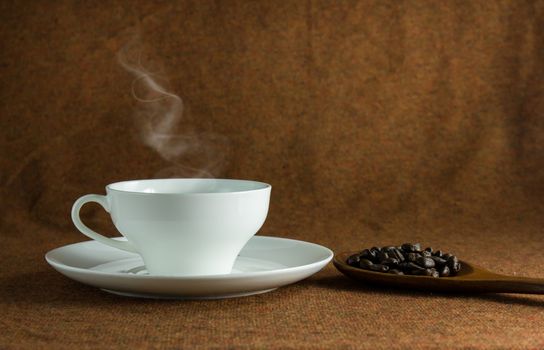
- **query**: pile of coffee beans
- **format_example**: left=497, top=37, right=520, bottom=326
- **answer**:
left=346, top=243, right=461, bottom=277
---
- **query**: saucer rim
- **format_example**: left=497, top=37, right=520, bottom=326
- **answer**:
left=45, top=235, right=333, bottom=280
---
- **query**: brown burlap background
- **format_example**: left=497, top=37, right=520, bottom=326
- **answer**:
left=1, top=1, right=544, bottom=348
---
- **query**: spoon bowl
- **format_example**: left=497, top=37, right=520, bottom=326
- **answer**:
left=334, top=251, right=544, bottom=294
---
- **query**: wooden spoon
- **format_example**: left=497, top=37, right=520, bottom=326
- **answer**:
left=334, top=251, right=544, bottom=294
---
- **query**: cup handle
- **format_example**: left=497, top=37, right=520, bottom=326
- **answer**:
left=71, top=194, right=137, bottom=253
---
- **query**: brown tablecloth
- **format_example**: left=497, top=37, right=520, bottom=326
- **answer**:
left=1, top=1, right=543, bottom=348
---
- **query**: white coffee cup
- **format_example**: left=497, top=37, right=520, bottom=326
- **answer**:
left=71, top=178, right=271, bottom=276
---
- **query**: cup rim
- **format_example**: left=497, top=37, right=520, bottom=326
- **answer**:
left=106, top=178, right=271, bottom=195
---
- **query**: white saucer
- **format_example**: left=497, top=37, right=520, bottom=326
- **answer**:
left=45, top=236, right=333, bottom=299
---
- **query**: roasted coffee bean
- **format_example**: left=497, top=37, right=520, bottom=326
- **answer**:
left=382, top=246, right=396, bottom=253
left=388, top=269, right=404, bottom=275
left=411, top=268, right=427, bottom=275
left=347, top=254, right=360, bottom=266
left=430, top=256, right=447, bottom=267
left=433, top=250, right=443, bottom=257
left=413, top=268, right=439, bottom=277
left=368, top=248, right=381, bottom=262
left=452, top=262, right=461, bottom=273
left=369, top=249, right=380, bottom=260
left=358, top=258, right=374, bottom=269
left=403, top=242, right=422, bottom=252
left=371, top=251, right=381, bottom=262
left=360, top=249, right=377, bottom=262
left=407, top=252, right=418, bottom=262
left=424, top=247, right=433, bottom=254
left=398, top=250, right=407, bottom=262
left=359, top=249, right=371, bottom=258
left=381, top=257, right=400, bottom=266
left=416, top=256, right=435, bottom=268
left=421, top=250, right=432, bottom=257
left=401, top=243, right=414, bottom=252
left=369, top=264, right=389, bottom=272
left=421, top=268, right=433, bottom=276
left=439, top=265, right=450, bottom=277
left=442, top=253, right=453, bottom=261
left=378, top=251, right=390, bottom=261
left=398, top=262, right=412, bottom=272
left=393, top=248, right=405, bottom=262
left=446, top=255, right=459, bottom=270
left=402, top=243, right=421, bottom=252
left=406, top=262, right=425, bottom=271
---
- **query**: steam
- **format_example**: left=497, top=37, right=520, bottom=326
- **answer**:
left=117, top=40, right=225, bottom=178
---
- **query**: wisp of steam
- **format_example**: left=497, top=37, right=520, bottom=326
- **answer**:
left=117, top=40, right=226, bottom=178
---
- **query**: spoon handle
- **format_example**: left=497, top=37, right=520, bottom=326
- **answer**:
left=483, top=275, right=544, bottom=294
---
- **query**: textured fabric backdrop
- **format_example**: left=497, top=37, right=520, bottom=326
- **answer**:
left=1, top=1, right=544, bottom=348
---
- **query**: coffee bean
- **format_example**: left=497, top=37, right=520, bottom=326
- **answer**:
left=381, top=257, right=400, bottom=266
left=399, top=262, right=412, bottom=272
left=360, top=249, right=376, bottom=262
left=430, top=256, right=447, bottom=267
left=369, top=264, right=389, bottom=272
left=368, top=248, right=381, bottom=262
left=446, top=256, right=459, bottom=270
left=388, top=269, right=404, bottom=275
left=347, top=254, right=360, bottom=266
left=359, top=249, right=370, bottom=258
left=424, top=247, right=433, bottom=254
left=401, top=243, right=414, bottom=252
left=421, top=250, right=432, bottom=257
left=442, top=253, right=453, bottom=261
left=439, top=265, right=450, bottom=277
left=378, top=251, right=390, bottom=261
left=413, top=268, right=438, bottom=277
left=402, top=243, right=422, bottom=252
left=358, top=258, right=374, bottom=269
left=411, top=268, right=427, bottom=276
left=452, top=262, right=461, bottom=273
left=407, top=252, right=418, bottom=262
left=433, top=250, right=443, bottom=257
left=406, top=262, right=425, bottom=271
left=370, top=249, right=381, bottom=259
left=416, top=256, right=435, bottom=268
left=393, top=249, right=405, bottom=262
